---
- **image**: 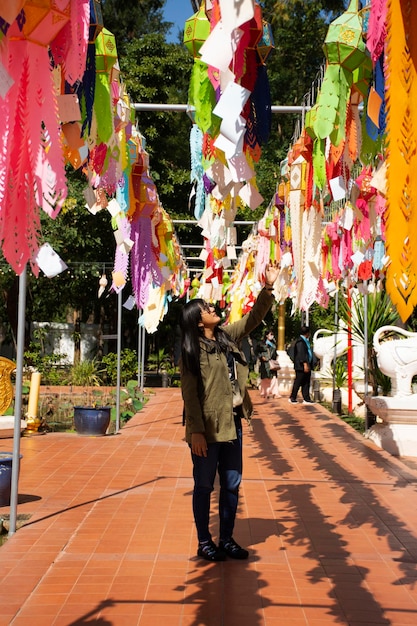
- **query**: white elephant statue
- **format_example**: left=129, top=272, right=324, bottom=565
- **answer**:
left=313, top=328, right=348, bottom=375
left=373, top=326, right=417, bottom=397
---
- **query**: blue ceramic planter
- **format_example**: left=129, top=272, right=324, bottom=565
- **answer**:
left=0, top=452, right=22, bottom=506
left=73, top=407, right=111, bottom=436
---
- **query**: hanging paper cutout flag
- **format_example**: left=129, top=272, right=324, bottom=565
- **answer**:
left=34, top=243, right=68, bottom=278
left=367, top=87, right=382, bottom=128
left=239, top=182, right=263, bottom=210
left=123, top=295, right=136, bottom=310
left=98, top=273, right=108, bottom=297
left=57, top=94, right=82, bottom=123
left=0, top=59, right=14, bottom=98
left=329, top=176, right=347, bottom=201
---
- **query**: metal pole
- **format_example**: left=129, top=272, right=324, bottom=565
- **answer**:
left=137, top=309, right=142, bottom=388
left=347, top=287, right=353, bottom=413
left=333, top=288, right=339, bottom=389
left=332, top=288, right=342, bottom=414
left=140, top=322, right=146, bottom=393
left=115, top=290, right=122, bottom=434
left=363, top=281, right=374, bottom=430
left=132, top=103, right=310, bottom=114
left=8, top=268, right=27, bottom=536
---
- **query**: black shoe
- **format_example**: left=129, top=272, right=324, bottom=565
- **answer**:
left=219, top=538, right=249, bottom=560
left=197, top=540, right=226, bottom=562
left=288, top=398, right=297, bottom=404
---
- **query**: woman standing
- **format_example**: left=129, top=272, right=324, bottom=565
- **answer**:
left=179, top=266, right=278, bottom=562
left=257, top=330, right=281, bottom=399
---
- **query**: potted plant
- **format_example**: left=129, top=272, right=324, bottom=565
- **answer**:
left=339, top=287, right=399, bottom=425
left=146, top=348, right=173, bottom=387
left=69, top=359, right=111, bottom=436
left=327, top=358, right=348, bottom=414
left=0, top=452, right=23, bottom=506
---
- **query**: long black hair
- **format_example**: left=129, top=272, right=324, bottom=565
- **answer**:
left=179, top=299, right=236, bottom=374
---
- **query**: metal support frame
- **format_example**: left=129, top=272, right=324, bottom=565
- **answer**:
left=132, top=103, right=309, bottom=115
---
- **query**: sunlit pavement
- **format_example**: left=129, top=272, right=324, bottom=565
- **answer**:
left=1, top=388, right=417, bottom=625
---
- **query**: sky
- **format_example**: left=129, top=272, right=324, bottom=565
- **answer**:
left=163, top=0, right=195, bottom=43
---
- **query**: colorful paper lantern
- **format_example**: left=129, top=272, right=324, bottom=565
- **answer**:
left=311, top=0, right=367, bottom=155
left=0, top=0, right=25, bottom=26
left=89, top=0, right=103, bottom=43
left=323, top=0, right=367, bottom=73
left=183, top=4, right=210, bottom=58
left=257, top=19, right=274, bottom=64
left=22, top=0, right=70, bottom=45
left=352, top=51, right=372, bottom=97
left=95, top=28, right=117, bottom=73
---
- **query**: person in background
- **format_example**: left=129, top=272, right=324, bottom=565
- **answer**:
left=257, top=330, right=281, bottom=399
left=241, top=334, right=256, bottom=372
left=288, top=325, right=315, bottom=405
left=179, top=265, right=279, bottom=562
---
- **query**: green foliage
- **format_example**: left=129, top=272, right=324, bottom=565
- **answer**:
left=341, top=413, right=365, bottom=434
left=68, top=359, right=103, bottom=387
left=110, top=379, right=146, bottom=423
left=119, top=33, right=192, bottom=214
left=330, top=356, right=348, bottom=389
left=23, top=327, right=68, bottom=385
left=101, top=0, right=169, bottom=55
left=338, top=288, right=399, bottom=394
left=101, top=349, right=138, bottom=386
left=146, top=347, right=173, bottom=373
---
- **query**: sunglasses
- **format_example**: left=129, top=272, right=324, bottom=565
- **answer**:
left=200, top=302, right=216, bottom=313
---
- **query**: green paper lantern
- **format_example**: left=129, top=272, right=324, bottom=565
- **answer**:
left=95, top=28, right=118, bottom=74
left=352, top=51, right=372, bottom=97
left=183, top=5, right=211, bottom=58
left=323, top=0, right=367, bottom=72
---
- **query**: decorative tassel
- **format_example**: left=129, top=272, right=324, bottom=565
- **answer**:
left=248, top=64, right=271, bottom=147
left=188, top=59, right=219, bottom=135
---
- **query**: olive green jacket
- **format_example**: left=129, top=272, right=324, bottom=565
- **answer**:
left=181, top=288, right=274, bottom=444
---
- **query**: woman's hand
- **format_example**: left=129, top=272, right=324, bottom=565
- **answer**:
left=265, top=262, right=279, bottom=286
left=191, top=432, right=208, bottom=457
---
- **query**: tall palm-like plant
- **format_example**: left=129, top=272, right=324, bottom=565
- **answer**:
left=339, top=287, right=399, bottom=396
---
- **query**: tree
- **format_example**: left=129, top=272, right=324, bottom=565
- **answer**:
left=119, top=33, right=193, bottom=216
left=101, top=0, right=170, bottom=55
left=254, top=0, right=346, bottom=203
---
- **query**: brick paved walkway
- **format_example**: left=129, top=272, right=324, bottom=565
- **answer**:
left=1, top=388, right=417, bottom=625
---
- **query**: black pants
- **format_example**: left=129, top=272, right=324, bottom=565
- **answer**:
left=290, top=369, right=312, bottom=402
